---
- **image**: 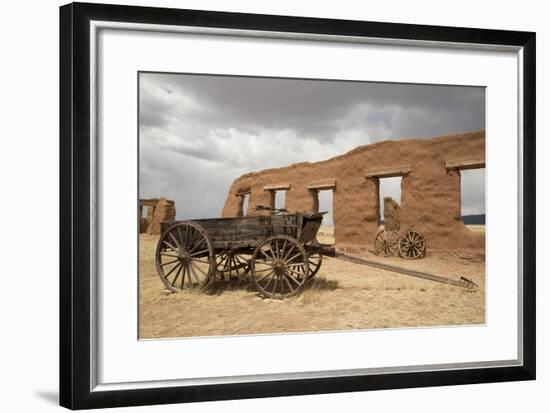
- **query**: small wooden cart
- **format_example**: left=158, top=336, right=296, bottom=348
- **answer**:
left=155, top=210, right=332, bottom=298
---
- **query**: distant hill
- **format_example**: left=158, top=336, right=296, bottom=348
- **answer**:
left=462, top=214, right=485, bottom=225
left=380, top=214, right=485, bottom=226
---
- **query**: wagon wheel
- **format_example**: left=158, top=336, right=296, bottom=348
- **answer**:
left=397, top=230, right=426, bottom=260
left=374, top=229, right=399, bottom=256
left=251, top=235, right=309, bottom=299
left=155, top=221, right=215, bottom=292
left=306, top=252, right=323, bottom=280
left=300, top=241, right=323, bottom=280
left=215, top=251, right=250, bottom=281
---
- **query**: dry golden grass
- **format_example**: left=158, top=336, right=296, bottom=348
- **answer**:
left=139, top=227, right=485, bottom=339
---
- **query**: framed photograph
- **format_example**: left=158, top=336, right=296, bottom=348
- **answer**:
left=60, top=2, right=536, bottom=409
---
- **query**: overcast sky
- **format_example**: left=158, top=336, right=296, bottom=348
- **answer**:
left=139, top=73, right=485, bottom=223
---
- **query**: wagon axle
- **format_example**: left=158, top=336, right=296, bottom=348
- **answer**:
left=273, top=261, right=287, bottom=276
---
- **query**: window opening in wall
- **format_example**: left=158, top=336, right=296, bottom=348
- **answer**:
left=242, top=193, right=249, bottom=216
left=378, top=176, right=402, bottom=227
left=274, top=190, right=286, bottom=210
left=316, top=189, right=334, bottom=245
left=460, top=168, right=486, bottom=230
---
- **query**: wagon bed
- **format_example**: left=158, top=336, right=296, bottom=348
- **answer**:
left=160, top=212, right=324, bottom=250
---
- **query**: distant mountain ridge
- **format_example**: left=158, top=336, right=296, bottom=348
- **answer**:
left=379, top=214, right=485, bottom=226
left=462, top=214, right=485, bottom=225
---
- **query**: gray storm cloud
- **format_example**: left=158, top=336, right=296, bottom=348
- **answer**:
left=139, top=72, right=485, bottom=221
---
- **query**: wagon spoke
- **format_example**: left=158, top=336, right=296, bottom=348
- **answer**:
left=260, top=249, right=274, bottom=262
left=160, top=258, right=180, bottom=267
left=187, top=265, right=195, bottom=288
left=262, top=274, right=275, bottom=291
left=228, top=256, right=235, bottom=278
left=162, top=239, right=179, bottom=252
left=168, top=232, right=183, bottom=251
left=281, top=240, right=287, bottom=256
left=284, top=252, right=302, bottom=264
left=274, top=240, right=280, bottom=259
left=190, top=248, right=209, bottom=257
left=256, top=270, right=274, bottom=284
left=287, top=262, right=307, bottom=268
left=189, top=264, right=201, bottom=284
left=171, top=264, right=183, bottom=286
left=222, top=254, right=231, bottom=270
left=160, top=252, right=180, bottom=258
left=191, top=258, right=211, bottom=265
left=189, top=225, right=197, bottom=248
left=267, top=245, right=277, bottom=261
left=271, top=277, right=279, bottom=295
left=189, top=232, right=202, bottom=253
left=282, top=274, right=294, bottom=291
left=164, top=262, right=182, bottom=278
left=190, top=261, right=207, bottom=276
left=282, top=244, right=296, bottom=261
left=287, top=268, right=307, bottom=279
left=285, top=272, right=302, bottom=286
left=219, top=253, right=229, bottom=267
left=176, top=225, right=185, bottom=249
left=180, top=265, right=187, bottom=289
left=255, top=260, right=274, bottom=270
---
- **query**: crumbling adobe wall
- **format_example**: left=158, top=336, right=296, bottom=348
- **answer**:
left=221, top=130, right=485, bottom=253
left=383, top=197, right=401, bottom=231
left=140, top=197, right=176, bottom=235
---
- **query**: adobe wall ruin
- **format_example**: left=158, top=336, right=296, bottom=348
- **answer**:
left=140, top=197, right=176, bottom=235
left=221, top=130, right=485, bottom=253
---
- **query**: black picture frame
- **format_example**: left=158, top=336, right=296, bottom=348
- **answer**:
left=60, top=2, right=536, bottom=410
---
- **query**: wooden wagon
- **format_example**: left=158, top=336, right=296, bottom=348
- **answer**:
left=155, top=210, right=332, bottom=298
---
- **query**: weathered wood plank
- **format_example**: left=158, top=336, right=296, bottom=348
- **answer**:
left=365, top=165, right=411, bottom=178
left=307, top=180, right=336, bottom=190
left=160, top=215, right=302, bottom=250
left=445, top=159, right=485, bottom=170
left=334, top=252, right=477, bottom=289
left=263, top=183, right=291, bottom=191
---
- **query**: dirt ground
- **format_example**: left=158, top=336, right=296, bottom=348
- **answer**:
left=139, top=226, right=485, bottom=339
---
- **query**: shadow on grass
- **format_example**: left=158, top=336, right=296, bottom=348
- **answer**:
left=204, top=278, right=255, bottom=296
left=305, top=277, right=339, bottom=291
left=203, top=275, right=339, bottom=296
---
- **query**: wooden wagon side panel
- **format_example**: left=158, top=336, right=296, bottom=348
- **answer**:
left=160, top=215, right=300, bottom=250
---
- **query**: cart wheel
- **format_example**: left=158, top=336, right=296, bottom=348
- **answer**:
left=306, top=252, right=323, bottom=280
left=397, top=230, right=426, bottom=260
left=251, top=235, right=309, bottom=299
left=374, top=229, right=399, bottom=256
left=215, top=251, right=250, bottom=281
left=155, top=221, right=214, bottom=292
